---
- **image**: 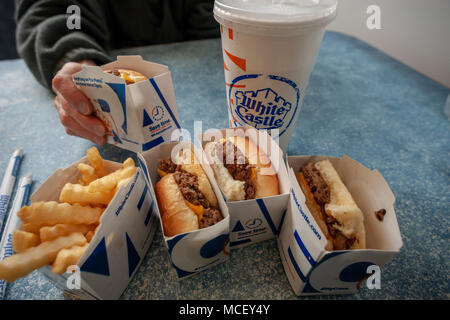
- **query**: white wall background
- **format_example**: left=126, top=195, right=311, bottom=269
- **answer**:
left=326, top=0, right=450, bottom=88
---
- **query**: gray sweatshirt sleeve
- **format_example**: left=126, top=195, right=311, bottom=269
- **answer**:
left=15, top=0, right=113, bottom=90
left=184, top=0, right=219, bottom=40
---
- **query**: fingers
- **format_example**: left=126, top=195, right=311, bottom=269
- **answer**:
left=52, top=61, right=106, bottom=145
left=54, top=96, right=106, bottom=146
left=52, top=62, right=93, bottom=115
left=57, top=96, right=106, bottom=137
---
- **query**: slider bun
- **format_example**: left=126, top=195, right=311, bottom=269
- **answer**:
left=296, top=172, right=334, bottom=251
left=173, top=149, right=219, bottom=208
left=315, top=160, right=366, bottom=249
left=155, top=174, right=199, bottom=237
left=228, top=136, right=279, bottom=198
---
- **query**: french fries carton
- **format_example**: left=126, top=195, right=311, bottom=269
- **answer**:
left=73, top=56, right=181, bottom=153
left=137, top=141, right=231, bottom=279
left=32, top=157, right=157, bottom=300
left=198, top=127, right=291, bottom=249
left=278, top=155, right=403, bottom=295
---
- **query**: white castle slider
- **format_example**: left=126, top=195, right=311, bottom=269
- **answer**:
left=204, top=136, right=279, bottom=202
left=155, top=148, right=223, bottom=237
left=296, top=159, right=366, bottom=251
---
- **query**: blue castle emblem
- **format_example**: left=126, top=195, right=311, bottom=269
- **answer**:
left=234, top=88, right=292, bottom=130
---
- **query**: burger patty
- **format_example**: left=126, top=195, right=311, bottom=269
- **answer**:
left=200, top=208, right=223, bottom=228
left=301, top=163, right=330, bottom=205
left=173, top=170, right=209, bottom=208
left=325, top=214, right=356, bottom=250
left=158, top=158, right=223, bottom=228
left=107, top=69, right=121, bottom=77
left=216, top=141, right=256, bottom=199
left=158, top=158, right=178, bottom=173
left=301, top=162, right=355, bottom=250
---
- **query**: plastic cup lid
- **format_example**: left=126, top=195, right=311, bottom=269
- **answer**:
left=214, top=0, right=337, bottom=29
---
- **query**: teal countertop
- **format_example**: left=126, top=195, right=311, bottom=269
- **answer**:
left=0, top=31, right=448, bottom=300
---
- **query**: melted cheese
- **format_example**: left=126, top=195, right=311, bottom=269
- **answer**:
left=184, top=200, right=204, bottom=222
left=157, top=168, right=167, bottom=177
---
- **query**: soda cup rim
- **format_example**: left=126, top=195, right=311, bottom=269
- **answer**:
left=214, top=0, right=337, bottom=32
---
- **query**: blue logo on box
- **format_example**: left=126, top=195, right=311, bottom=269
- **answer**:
left=244, top=218, right=263, bottom=229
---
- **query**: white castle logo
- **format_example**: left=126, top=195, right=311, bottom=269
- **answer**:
left=234, top=88, right=292, bottom=129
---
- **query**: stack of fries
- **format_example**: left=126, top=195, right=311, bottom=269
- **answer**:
left=0, top=147, right=136, bottom=282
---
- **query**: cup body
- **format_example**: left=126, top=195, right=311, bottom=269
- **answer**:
left=214, top=0, right=337, bottom=151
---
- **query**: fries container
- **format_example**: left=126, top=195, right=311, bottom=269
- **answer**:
left=137, top=141, right=231, bottom=279
left=198, top=127, right=290, bottom=249
left=31, top=158, right=157, bottom=300
left=73, top=56, right=181, bottom=153
left=278, top=155, right=403, bottom=295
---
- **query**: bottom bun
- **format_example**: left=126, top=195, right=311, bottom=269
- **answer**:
left=155, top=174, right=199, bottom=237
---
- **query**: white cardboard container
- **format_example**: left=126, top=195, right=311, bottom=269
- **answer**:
left=32, top=157, right=157, bottom=300
left=278, top=155, right=403, bottom=295
left=73, top=56, right=181, bottom=153
left=137, top=141, right=231, bottom=279
left=198, top=127, right=290, bottom=249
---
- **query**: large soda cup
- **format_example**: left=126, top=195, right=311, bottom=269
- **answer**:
left=214, top=0, right=337, bottom=152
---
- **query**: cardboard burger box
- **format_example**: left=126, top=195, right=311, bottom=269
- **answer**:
left=73, top=55, right=181, bottom=153
left=198, top=127, right=291, bottom=249
left=137, top=141, right=231, bottom=279
left=278, top=155, right=403, bottom=295
left=33, top=157, right=157, bottom=300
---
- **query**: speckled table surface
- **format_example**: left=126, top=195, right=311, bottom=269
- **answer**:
left=0, top=31, right=448, bottom=300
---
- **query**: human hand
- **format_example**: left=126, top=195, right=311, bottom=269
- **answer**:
left=52, top=60, right=106, bottom=145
